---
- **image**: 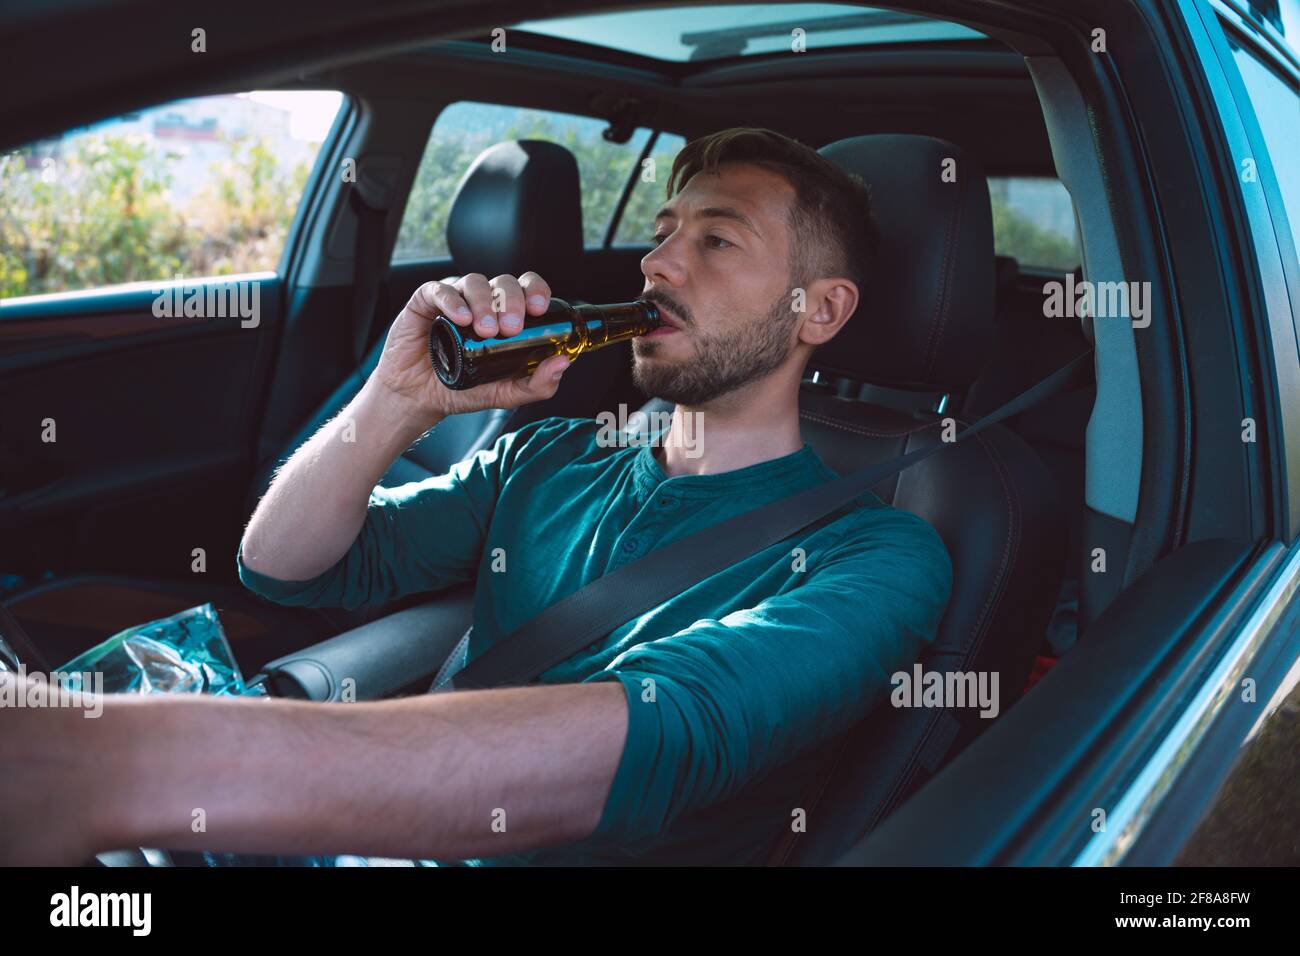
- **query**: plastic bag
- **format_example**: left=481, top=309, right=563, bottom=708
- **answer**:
left=51, top=604, right=436, bottom=866
left=49, top=603, right=417, bottom=865
left=56, top=602, right=266, bottom=698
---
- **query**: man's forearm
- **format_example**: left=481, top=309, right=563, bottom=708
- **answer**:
left=240, top=379, right=441, bottom=582
left=74, top=681, right=629, bottom=861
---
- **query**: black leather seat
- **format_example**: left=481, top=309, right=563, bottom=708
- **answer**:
left=631, top=133, right=1059, bottom=864
left=1, top=139, right=592, bottom=672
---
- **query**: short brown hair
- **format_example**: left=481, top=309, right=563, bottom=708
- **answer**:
left=665, top=127, right=877, bottom=301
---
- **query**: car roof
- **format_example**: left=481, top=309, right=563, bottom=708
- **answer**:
left=1, top=0, right=1054, bottom=175
left=511, top=3, right=987, bottom=63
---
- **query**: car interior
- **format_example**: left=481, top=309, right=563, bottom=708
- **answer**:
left=3, top=0, right=1272, bottom=865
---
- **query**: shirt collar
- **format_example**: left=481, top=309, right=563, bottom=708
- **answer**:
left=630, top=432, right=833, bottom=500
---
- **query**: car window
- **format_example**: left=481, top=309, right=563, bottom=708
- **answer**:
left=0, top=90, right=344, bottom=299
left=1227, top=32, right=1300, bottom=258
left=611, top=132, right=687, bottom=246
left=613, top=151, right=1085, bottom=274
left=393, top=102, right=662, bottom=261
left=988, top=176, right=1081, bottom=272
left=515, top=4, right=986, bottom=62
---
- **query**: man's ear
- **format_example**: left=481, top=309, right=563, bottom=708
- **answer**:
left=796, top=277, right=859, bottom=347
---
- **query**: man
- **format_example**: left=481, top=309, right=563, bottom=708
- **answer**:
left=0, top=127, right=952, bottom=866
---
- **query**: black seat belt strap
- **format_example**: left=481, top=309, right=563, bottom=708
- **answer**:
left=435, top=349, right=1095, bottom=693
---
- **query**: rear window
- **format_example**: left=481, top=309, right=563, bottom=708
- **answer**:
left=988, top=176, right=1081, bottom=272
left=393, top=101, right=667, bottom=261
left=0, top=90, right=345, bottom=299
left=612, top=132, right=687, bottom=245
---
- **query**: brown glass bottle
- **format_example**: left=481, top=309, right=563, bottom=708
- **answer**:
left=428, top=297, right=662, bottom=390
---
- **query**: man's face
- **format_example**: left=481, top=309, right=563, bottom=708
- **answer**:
left=634, top=161, right=804, bottom=406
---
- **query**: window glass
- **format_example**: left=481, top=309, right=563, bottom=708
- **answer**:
left=988, top=176, right=1081, bottom=271
left=514, top=4, right=985, bottom=62
left=0, top=91, right=344, bottom=299
left=393, top=101, right=657, bottom=261
left=612, top=133, right=687, bottom=245
left=1229, top=34, right=1300, bottom=257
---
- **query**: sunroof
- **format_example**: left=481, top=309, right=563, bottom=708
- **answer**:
left=513, top=3, right=986, bottom=62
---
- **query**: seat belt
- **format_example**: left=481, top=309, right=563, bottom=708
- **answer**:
left=432, top=349, right=1095, bottom=693
left=349, top=183, right=390, bottom=366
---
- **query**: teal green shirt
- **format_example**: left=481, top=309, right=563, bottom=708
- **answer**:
left=236, top=415, right=953, bottom=865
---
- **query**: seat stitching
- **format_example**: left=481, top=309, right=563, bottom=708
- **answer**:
left=923, top=179, right=964, bottom=378
left=869, top=432, right=1019, bottom=826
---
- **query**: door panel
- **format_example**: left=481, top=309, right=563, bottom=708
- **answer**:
left=0, top=277, right=283, bottom=585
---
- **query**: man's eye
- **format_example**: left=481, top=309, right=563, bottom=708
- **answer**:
left=652, top=233, right=669, bottom=246
left=705, top=235, right=733, bottom=249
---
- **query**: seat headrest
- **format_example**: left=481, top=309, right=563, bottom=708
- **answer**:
left=815, top=134, right=995, bottom=392
left=447, top=140, right=583, bottom=292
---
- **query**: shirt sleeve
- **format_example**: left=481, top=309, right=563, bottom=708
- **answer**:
left=583, top=507, right=954, bottom=843
left=235, top=416, right=568, bottom=611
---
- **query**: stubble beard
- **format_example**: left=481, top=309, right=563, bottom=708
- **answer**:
left=632, top=289, right=799, bottom=406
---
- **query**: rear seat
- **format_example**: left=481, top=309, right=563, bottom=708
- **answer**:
left=2, top=139, right=600, bottom=674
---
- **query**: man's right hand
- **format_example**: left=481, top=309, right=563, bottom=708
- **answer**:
left=371, top=271, right=571, bottom=422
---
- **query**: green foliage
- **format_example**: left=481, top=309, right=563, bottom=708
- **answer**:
left=1, top=132, right=312, bottom=298
left=613, top=145, right=682, bottom=246
left=189, top=136, right=311, bottom=276
left=1, top=135, right=184, bottom=297
left=990, top=192, right=1079, bottom=271
left=392, top=133, right=482, bottom=262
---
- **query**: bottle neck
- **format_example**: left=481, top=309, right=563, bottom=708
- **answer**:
left=573, top=300, right=662, bottom=347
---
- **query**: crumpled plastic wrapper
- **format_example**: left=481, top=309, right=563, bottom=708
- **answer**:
left=56, top=602, right=266, bottom=698
left=50, top=603, right=434, bottom=866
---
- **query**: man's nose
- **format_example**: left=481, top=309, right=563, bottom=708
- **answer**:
left=641, top=237, right=687, bottom=288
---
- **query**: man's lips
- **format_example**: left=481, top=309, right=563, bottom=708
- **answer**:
left=648, top=303, right=686, bottom=333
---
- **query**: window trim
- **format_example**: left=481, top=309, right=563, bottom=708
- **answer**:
left=278, top=91, right=354, bottom=287
left=1211, top=0, right=1300, bottom=82
left=1199, top=4, right=1300, bottom=538
left=604, top=129, right=660, bottom=249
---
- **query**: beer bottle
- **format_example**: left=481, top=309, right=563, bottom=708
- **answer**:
left=429, top=297, right=662, bottom=390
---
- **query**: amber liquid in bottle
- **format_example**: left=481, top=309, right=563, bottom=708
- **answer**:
left=428, top=297, right=662, bottom=390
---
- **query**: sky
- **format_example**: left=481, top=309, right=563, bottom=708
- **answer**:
left=241, top=90, right=344, bottom=142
